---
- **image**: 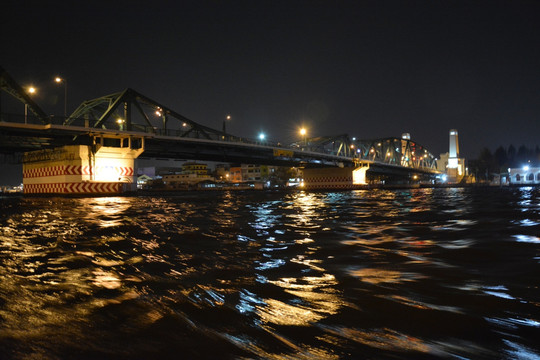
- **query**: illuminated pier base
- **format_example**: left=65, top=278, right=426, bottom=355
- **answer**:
left=303, top=165, right=368, bottom=190
left=23, top=137, right=143, bottom=195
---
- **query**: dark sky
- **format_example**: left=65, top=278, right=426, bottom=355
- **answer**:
left=3, top=0, right=540, bottom=172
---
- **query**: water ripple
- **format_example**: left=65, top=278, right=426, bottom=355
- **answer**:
left=0, top=187, right=538, bottom=359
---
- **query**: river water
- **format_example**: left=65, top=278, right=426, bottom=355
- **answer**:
left=0, top=187, right=539, bottom=359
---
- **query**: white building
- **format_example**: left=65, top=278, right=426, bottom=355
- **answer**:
left=507, top=165, right=540, bottom=185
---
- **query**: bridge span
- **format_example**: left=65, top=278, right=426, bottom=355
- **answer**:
left=1, top=66, right=441, bottom=194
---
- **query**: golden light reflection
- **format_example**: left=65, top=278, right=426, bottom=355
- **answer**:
left=258, top=274, right=344, bottom=326
left=382, top=294, right=463, bottom=313
left=257, top=298, right=325, bottom=326
left=290, top=254, right=325, bottom=271
left=287, top=192, right=326, bottom=231
left=79, top=196, right=132, bottom=228
left=92, top=269, right=122, bottom=289
left=349, top=268, right=420, bottom=284
left=323, top=326, right=431, bottom=353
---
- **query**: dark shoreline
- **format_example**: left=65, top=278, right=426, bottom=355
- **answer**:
left=2, top=182, right=538, bottom=198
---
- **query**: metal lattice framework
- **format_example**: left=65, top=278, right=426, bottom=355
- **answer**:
left=0, top=66, right=48, bottom=123
left=354, top=137, right=437, bottom=170
left=295, top=134, right=437, bottom=170
left=303, top=134, right=356, bottom=157
left=65, top=88, right=242, bottom=142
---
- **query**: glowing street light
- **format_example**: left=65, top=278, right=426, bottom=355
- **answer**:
left=24, top=86, right=36, bottom=124
left=116, top=118, right=125, bottom=130
left=223, top=114, right=231, bottom=134
left=300, top=127, right=307, bottom=146
left=54, top=76, right=67, bottom=118
left=259, top=132, right=266, bottom=141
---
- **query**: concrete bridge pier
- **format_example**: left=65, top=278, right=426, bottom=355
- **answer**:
left=302, top=163, right=370, bottom=190
left=23, top=135, right=144, bottom=195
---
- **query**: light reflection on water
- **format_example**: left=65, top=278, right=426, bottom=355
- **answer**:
left=0, top=187, right=539, bottom=359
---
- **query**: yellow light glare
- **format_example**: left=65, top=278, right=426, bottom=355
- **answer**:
left=300, top=128, right=306, bottom=136
left=98, top=166, right=119, bottom=182
left=28, top=86, right=36, bottom=94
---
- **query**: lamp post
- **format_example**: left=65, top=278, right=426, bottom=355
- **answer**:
left=24, top=86, right=36, bottom=124
left=300, top=127, right=307, bottom=147
left=55, top=77, right=67, bottom=119
left=222, top=114, right=231, bottom=140
left=223, top=115, right=231, bottom=134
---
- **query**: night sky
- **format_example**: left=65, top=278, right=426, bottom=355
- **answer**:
left=2, top=0, right=540, bottom=184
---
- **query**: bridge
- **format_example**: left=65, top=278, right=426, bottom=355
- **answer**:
left=1, top=66, right=441, bottom=193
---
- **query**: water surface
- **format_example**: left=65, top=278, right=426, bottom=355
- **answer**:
left=1, top=187, right=539, bottom=359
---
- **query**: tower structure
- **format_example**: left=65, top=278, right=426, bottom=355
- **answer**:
left=449, top=129, right=459, bottom=158
left=448, top=129, right=460, bottom=169
left=446, top=129, right=465, bottom=183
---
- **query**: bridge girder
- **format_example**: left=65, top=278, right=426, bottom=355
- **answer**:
left=303, top=134, right=355, bottom=158
left=64, top=88, right=244, bottom=142
left=0, top=66, right=49, bottom=123
left=296, top=134, right=437, bottom=171
left=354, top=137, right=437, bottom=170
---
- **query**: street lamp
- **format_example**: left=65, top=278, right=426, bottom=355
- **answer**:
left=223, top=114, right=231, bottom=134
left=300, top=127, right=307, bottom=146
left=259, top=132, right=265, bottom=141
left=24, top=86, right=36, bottom=124
left=54, top=77, right=67, bottom=119
left=222, top=114, right=231, bottom=141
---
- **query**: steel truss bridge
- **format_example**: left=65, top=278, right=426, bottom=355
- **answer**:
left=1, top=66, right=440, bottom=178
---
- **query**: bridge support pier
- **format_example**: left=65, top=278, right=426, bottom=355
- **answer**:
left=303, top=164, right=369, bottom=190
left=23, top=135, right=144, bottom=195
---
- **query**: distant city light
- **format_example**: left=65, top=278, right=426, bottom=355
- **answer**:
left=523, top=165, right=530, bottom=171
